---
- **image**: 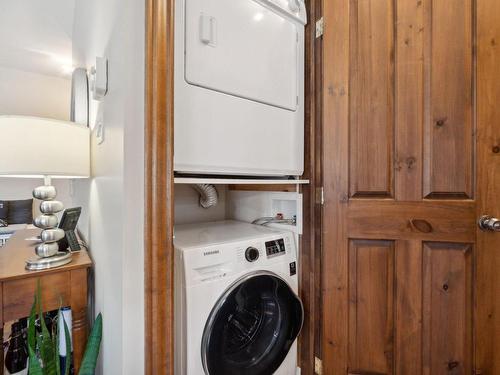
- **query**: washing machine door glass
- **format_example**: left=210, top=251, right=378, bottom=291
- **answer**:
left=202, top=272, right=303, bottom=375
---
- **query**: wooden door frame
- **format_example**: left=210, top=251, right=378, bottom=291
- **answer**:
left=299, top=0, right=323, bottom=373
left=145, top=0, right=175, bottom=373
left=476, top=1, right=500, bottom=371
left=144, top=0, right=321, bottom=373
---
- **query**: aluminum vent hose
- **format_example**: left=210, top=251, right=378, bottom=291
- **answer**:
left=192, top=184, right=218, bottom=208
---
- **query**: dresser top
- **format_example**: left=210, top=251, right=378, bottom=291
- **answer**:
left=0, top=228, right=92, bottom=281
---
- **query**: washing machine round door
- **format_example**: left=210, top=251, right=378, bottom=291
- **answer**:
left=201, top=271, right=304, bottom=375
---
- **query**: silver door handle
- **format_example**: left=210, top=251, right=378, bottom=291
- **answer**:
left=478, top=215, right=500, bottom=231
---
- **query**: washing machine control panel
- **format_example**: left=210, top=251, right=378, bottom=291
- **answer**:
left=265, top=238, right=286, bottom=258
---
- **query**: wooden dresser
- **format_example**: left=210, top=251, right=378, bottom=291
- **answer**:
left=0, top=229, right=92, bottom=374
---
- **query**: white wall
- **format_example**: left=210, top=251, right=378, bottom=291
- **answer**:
left=71, top=0, right=144, bottom=373
left=0, top=179, right=72, bottom=206
left=0, top=65, right=71, bottom=120
left=0, top=65, right=73, bottom=204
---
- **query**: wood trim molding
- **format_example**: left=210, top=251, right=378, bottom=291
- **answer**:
left=298, top=0, right=322, bottom=373
left=145, top=0, right=175, bottom=373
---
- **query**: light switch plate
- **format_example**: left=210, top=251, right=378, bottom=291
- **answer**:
left=95, top=105, right=104, bottom=144
left=95, top=119, right=104, bottom=144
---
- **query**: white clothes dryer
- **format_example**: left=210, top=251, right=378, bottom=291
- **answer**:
left=174, top=0, right=307, bottom=176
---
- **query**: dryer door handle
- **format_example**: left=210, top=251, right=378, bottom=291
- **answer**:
left=200, top=13, right=217, bottom=46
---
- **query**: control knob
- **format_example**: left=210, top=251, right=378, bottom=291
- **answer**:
left=245, top=247, right=260, bottom=262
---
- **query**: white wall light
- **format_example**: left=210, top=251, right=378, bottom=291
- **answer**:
left=90, top=57, right=108, bottom=101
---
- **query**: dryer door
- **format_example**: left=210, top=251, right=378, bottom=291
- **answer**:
left=201, top=272, right=303, bottom=375
left=184, top=0, right=299, bottom=110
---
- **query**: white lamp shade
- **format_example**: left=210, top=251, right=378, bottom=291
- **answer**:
left=0, top=116, right=90, bottom=178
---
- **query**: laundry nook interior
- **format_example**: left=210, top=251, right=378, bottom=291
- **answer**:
left=148, top=0, right=500, bottom=373
left=170, top=1, right=311, bottom=373
left=0, top=0, right=499, bottom=374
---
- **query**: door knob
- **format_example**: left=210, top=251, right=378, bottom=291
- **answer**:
left=478, top=215, right=500, bottom=231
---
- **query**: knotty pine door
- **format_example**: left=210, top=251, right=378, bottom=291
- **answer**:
left=321, top=0, right=500, bottom=374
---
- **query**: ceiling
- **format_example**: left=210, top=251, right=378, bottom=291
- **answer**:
left=0, top=0, right=75, bottom=79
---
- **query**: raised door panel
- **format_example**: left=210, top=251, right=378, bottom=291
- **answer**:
left=349, top=0, right=394, bottom=198
left=395, top=0, right=424, bottom=201
left=423, top=0, right=474, bottom=199
left=348, top=240, right=394, bottom=374
left=422, top=242, right=473, bottom=375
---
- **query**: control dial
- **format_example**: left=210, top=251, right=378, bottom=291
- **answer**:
left=245, top=247, right=260, bottom=262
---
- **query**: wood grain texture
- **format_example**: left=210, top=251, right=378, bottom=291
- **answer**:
left=395, top=0, right=424, bottom=201
left=70, top=268, right=88, bottom=374
left=321, top=1, right=488, bottom=374
left=422, top=243, right=472, bottom=375
left=0, top=229, right=92, bottom=282
left=144, top=0, right=175, bottom=373
left=423, top=0, right=474, bottom=199
left=476, top=0, right=500, bottom=372
left=348, top=240, right=394, bottom=375
left=349, top=0, right=394, bottom=198
left=0, top=231, right=91, bottom=375
left=347, top=200, right=476, bottom=243
left=2, top=273, right=70, bottom=322
left=312, top=0, right=324, bottom=365
left=395, top=240, right=422, bottom=374
left=321, top=0, right=350, bottom=373
left=297, top=0, right=321, bottom=373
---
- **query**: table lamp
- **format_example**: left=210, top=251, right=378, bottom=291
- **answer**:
left=0, top=116, right=90, bottom=270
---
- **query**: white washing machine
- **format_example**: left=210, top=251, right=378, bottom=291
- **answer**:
left=174, top=220, right=303, bottom=375
left=174, top=0, right=307, bottom=176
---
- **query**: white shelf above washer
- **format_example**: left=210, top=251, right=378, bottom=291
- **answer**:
left=174, top=177, right=310, bottom=185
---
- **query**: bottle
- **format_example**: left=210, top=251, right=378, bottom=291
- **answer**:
left=5, top=321, right=28, bottom=375
left=58, top=307, right=74, bottom=375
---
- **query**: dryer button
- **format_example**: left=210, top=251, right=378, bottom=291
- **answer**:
left=245, top=247, right=260, bottom=262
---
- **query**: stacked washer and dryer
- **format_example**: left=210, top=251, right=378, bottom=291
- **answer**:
left=174, top=0, right=307, bottom=374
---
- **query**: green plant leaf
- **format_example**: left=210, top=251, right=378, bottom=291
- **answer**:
left=37, top=281, right=57, bottom=375
left=78, top=313, right=102, bottom=375
left=62, top=314, right=72, bottom=375
left=28, top=343, right=44, bottom=375
left=28, top=298, right=37, bottom=353
left=28, top=292, right=40, bottom=374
